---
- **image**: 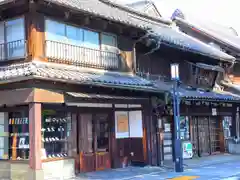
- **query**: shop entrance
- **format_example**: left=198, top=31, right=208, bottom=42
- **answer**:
left=191, top=116, right=221, bottom=157
left=77, top=113, right=111, bottom=172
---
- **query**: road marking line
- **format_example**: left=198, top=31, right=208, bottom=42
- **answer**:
left=168, top=176, right=199, bottom=180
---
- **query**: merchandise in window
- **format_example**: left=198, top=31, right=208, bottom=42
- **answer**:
left=180, top=116, right=190, bottom=140
left=9, top=111, right=29, bottom=160
left=41, top=110, right=72, bottom=159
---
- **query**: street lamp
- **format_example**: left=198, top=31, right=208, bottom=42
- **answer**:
left=170, top=63, right=183, bottom=172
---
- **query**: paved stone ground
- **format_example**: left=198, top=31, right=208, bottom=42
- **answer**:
left=73, top=154, right=240, bottom=180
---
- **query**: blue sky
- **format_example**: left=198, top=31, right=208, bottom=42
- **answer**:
left=116, top=0, right=240, bottom=33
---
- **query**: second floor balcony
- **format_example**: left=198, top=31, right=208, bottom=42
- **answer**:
left=0, top=40, right=27, bottom=61
left=45, top=40, right=121, bottom=70
left=0, top=40, right=123, bottom=71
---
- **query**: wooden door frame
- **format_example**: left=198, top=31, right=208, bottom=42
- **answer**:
left=77, top=109, right=113, bottom=172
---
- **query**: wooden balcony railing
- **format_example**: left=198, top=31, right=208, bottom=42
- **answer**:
left=0, top=40, right=26, bottom=61
left=45, top=40, right=121, bottom=70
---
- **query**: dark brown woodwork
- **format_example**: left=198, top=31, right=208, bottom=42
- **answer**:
left=80, top=152, right=95, bottom=173
left=219, top=117, right=225, bottom=153
left=95, top=152, right=111, bottom=171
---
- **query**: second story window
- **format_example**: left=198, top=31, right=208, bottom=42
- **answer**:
left=0, top=17, right=25, bottom=61
left=45, top=19, right=119, bottom=70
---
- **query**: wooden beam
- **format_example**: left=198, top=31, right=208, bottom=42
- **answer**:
left=83, top=16, right=90, bottom=25
left=0, top=88, right=34, bottom=106
left=64, top=11, right=70, bottom=20
left=33, top=88, right=64, bottom=103
left=0, top=88, right=64, bottom=106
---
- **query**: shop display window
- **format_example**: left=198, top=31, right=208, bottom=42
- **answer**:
left=9, top=111, right=29, bottom=160
left=41, top=110, right=72, bottom=159
left=180, top=116, right=190, bottom=140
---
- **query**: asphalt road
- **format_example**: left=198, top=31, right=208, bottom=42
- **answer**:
left=126, top=161, right=240, bottom=180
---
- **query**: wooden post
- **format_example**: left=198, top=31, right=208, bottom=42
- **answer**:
left=27, top=1, right=45, bottom=62
left=29, top=103, right=43, bottom=180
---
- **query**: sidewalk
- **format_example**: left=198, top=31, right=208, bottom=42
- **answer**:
left=75, top=154, right=240, bottom=180
left=76, top=166, right=168, bottom=180
left=163, top=153, right=240, bottom=169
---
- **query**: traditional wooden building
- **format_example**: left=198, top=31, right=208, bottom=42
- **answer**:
left=0, top=0, right=239, bottom=180
left=135, top=34, right=240, bottom=165
left=126, top=2, right=240, bottom=164
left=171, top=9, right=240, bottom=140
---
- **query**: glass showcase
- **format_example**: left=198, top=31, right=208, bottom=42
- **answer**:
left=41, top=110, right=72, bottom=159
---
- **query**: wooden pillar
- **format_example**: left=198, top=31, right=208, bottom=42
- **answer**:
left=219, top=115, right=225, bottom=153
left=110, top=106, right=119, bottom=168
left=142, top=101, right=151, bottom=165
left=71, top=113, right=78, bottom=173
left=27, top=1, right=45, bottom=62
left=29, top=103, right=43, bottom=180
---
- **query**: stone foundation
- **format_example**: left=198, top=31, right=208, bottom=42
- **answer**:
left=42, top=158, right=75, bottom=180
left=0, top=161, right=30, bottom=180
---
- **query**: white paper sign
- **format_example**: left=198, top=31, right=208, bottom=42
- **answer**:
left=115, top=111, right=129, bottom=139
left=129, top=111, right=143, bottom=138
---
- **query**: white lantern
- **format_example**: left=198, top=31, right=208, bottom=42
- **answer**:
left=171, top=63, right=179, bottom=80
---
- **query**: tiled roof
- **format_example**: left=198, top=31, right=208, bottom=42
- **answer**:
left=153, top=80, right=240, bottom=101
left=0, top=0, right=234, bottom=61
left=66, top=92, right=148, bottom=100
left=0, top=61, right=161, bottom=92
left=44, top=0, right=235, bottom=61
left=175, top=17, right=240, bottom=53
left=45, top=0, right=171, bottom=29
left=148, top=25, right=235, bottom=62
left=178, top=88, right=240, bottom=101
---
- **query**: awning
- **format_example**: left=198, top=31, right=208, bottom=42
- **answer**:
left=147, top=24, right=235, bottom=62
left=195, top=63, right=224, bottom=72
